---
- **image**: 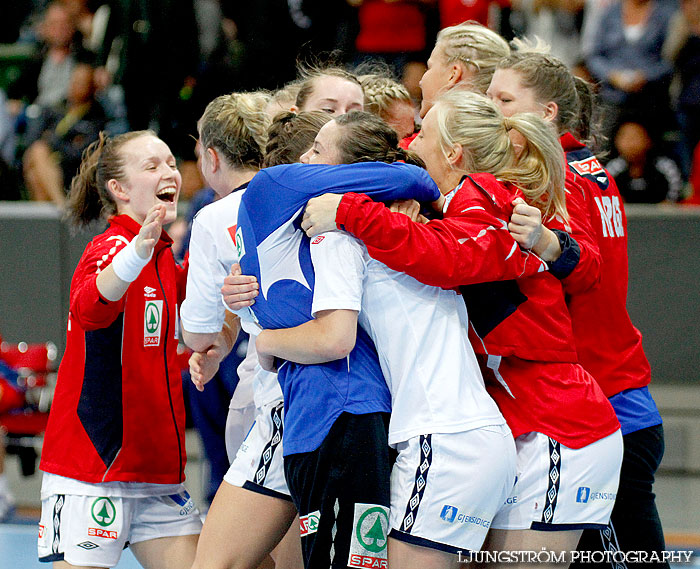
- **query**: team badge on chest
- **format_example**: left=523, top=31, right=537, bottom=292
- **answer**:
left=144, top=300, right=163, bottom=346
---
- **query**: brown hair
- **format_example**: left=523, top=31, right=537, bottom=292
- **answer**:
left=67, top=130, right=156, bottom=226
left=496, top=52, right=580, bottom=136
left=334, top=111, right=424, bottom=167
left=264, top=111, right=332, bottom=167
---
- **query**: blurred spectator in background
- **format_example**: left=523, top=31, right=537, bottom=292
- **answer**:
left=219, top=0, right=350, bottom=93
left=586, top=0, right=674, bottom=153
left=683, top=141, right=700, bottom=204
left=606, top=118, right=683, bottom=203
left=7, top=1, right=79, bottom=111
left=22, top=61, right=107, bottom=205
left=663, top=0, right=700, bottom=178
left=62, top=0, right=112, bottom=55
left=0, top=1, right=37, bottom=44
left=350, top=0, right=434, bottom=97
left=438, top=0, right=510, bottom=29
left=96, top=0, right=200, bottom=158
left=510, top=0, right=584, bottom=67
left=0, top=89, right=20, bottom=200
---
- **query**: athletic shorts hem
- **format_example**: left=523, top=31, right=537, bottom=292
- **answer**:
left=241, top=481, right=293, bottom=502
left=389, top=528, right=465, bottom=555
left=530, top=522, right=608, bottom=531
left=38, top=553, right=64, bottom=563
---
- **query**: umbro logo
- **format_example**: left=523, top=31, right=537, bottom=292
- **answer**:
left=144, top=286, right=157, bottom=298
left=77, top=541, right=99, bottom=550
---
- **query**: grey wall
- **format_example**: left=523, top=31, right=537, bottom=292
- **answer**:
left=0, top=202, right=698, bottom=384
left=0, top=203, right=103, bottom=355
left=625, top=205, right=700, bottom=385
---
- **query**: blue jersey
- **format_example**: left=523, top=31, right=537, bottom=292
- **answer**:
left=237, top=162, right=440, bottom=454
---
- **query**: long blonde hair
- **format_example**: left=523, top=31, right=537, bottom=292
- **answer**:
left=435, top=21, right=511, bottom=94
left=432, top=89, right=567, bottom=221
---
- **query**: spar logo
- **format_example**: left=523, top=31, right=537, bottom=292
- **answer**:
left=570, top=156, right=604, bottom=177
left=349, top=504, right=389, bottom=569
left=300, top=510, right=320, bottom=537
left=144, top=300, right=163, bottom=346
left=88, top=528, right=118, bottom=540
left=91, top=497, right=116, bottom=527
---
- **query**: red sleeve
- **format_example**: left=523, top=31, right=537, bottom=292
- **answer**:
left=336, top=190, right=548, bottom=289
left=69, top=239, right=126, bottom=331
left=555, top=175, right=602, bottom=295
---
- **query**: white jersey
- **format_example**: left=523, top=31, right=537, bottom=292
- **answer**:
left=180, top=190, right=281, bottom=409
left=310, top=231, right=506, bottom=446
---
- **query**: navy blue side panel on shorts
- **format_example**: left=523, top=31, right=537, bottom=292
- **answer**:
left=399, top=434, right=433, bottom=534
left=284, top=412, right=391, bottom=569
left=77, top=315, right=124, bottom=468
left=531, top=437, right=562, bottom=531
left=39, top=495, right=65, bottom=562
left=254, top=401, right=284, bottom=486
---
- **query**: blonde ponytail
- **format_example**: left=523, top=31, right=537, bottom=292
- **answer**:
left=433, top=90, right=567, bottom=221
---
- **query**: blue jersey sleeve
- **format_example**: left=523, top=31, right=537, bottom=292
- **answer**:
left=243, top=162, right=439, bottom=242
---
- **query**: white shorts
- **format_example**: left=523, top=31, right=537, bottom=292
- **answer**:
left=225, top=399, right=257, bottom=463
left=38, top=486, right=202, bottom=567
left=491, top=429, right=623, bottom=531
left=223, top=399, right=291, bottom=500
left=390, top=424, right=516, bottom=554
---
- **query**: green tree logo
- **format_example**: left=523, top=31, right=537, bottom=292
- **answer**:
left=145, top=302, right=160, bottom=333
left=91, top=497, right=116, bottom=527
left=356, top=507, right=389, bottom=553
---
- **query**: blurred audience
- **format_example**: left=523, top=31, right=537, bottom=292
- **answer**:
left=22, top=61, right=107, bottom=206
left=96, top=0, right=199, bottom=157
left=586, top=0, right=675, bottom=152
left=7, top=1, right=79, bottom=110
left=0, top=0, right=698, bottom=207
left=663, top=0, right=700, bottom=177
left=606, top=118, right=683, bottom=203
left=510, top=0, right=585, bottom=67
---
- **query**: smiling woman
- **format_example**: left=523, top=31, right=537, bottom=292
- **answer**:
left=37, top=130, right=201, bottom=569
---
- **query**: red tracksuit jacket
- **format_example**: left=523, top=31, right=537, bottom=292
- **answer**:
left=40, top=215, right=188, bottom=484
left=561, top=133, right=652, bottom=398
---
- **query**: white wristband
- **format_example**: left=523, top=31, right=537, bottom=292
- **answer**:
left=111, top=237, right=152, bottom=282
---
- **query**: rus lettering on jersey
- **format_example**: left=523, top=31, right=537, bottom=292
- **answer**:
left=593, top=196, right=624, bottom=238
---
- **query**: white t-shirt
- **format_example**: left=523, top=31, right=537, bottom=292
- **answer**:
left=180, top=191, right=281, bottom=409
left=310, top=231, right=506, bottom=446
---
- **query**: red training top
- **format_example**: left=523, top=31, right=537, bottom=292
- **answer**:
left=560, top=132, right=652, bottom=397
left=40, top=215, right=189, bottom=484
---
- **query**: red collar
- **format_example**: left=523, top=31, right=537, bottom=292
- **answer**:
left=559, top=132, right=585, bottom=153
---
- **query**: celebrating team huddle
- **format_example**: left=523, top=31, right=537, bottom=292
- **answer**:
left=36, top=20, right=666, bottom=569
